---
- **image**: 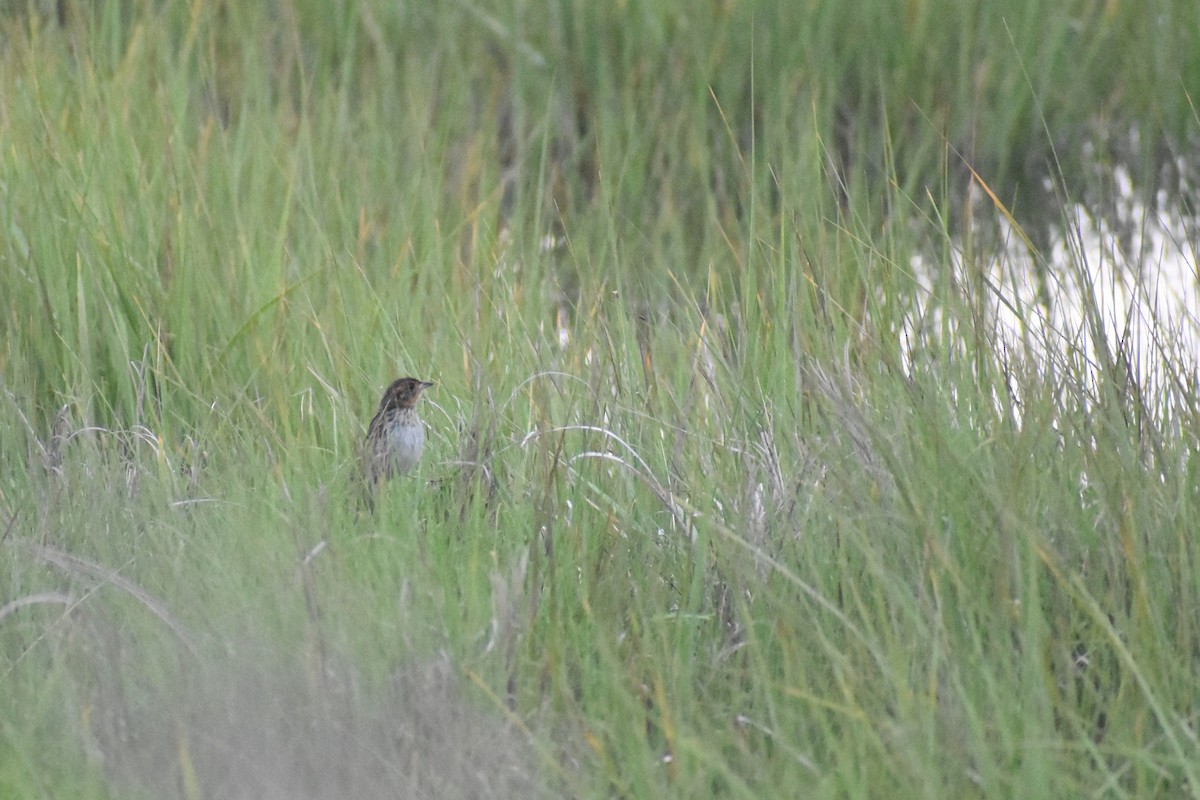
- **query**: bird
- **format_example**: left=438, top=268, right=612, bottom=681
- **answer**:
left=362, top=377, right=434, bottom=492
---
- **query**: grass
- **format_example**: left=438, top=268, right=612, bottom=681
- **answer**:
left=2, top=1, right=1200, bottom=797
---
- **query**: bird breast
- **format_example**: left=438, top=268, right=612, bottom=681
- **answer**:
left=382, top=418, right=425, bottom=474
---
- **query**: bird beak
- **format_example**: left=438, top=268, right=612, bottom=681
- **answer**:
left=419, top=381, right=434, bottom=392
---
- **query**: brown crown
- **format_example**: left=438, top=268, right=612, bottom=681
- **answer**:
left=379, top=377, right=434, bottom=410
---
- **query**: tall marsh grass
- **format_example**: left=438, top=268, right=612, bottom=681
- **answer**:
left=2, top=1, right=1199, bottom=797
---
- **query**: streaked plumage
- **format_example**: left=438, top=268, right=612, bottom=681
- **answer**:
left=362, top=377, right=433, bottom=488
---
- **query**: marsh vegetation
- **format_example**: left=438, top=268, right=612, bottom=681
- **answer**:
left=2, top=2, right=1199, bottom=797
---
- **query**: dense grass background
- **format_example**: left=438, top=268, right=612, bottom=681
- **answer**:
left=2, top=1, right=1200, bottom=797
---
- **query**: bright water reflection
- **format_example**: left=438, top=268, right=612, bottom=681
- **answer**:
left=906, top=185, right=1198, bottom=406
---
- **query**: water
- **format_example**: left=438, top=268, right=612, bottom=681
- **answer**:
left=905, top=173, right=1198, bottom=405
